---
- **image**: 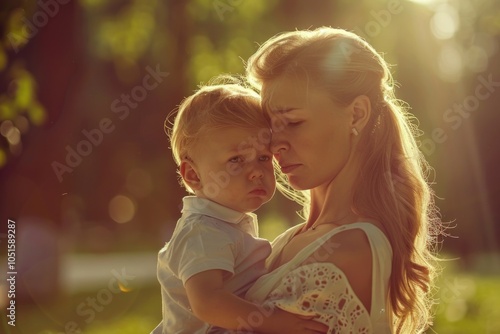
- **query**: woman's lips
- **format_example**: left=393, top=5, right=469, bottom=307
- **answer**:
left=280, top=164, right=300, bottom=174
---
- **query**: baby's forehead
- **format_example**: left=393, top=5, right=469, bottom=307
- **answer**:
left=234, top=130, right=271, bottom=147
left=213, top=127, right=271, bottom=152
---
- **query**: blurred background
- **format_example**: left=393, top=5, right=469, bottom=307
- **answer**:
left=0, top=0, right=499, bottom=333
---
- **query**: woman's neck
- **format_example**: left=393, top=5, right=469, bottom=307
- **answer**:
left=307, top=183, right=353, bottom=226
left=306, top=160, right=359, bottom=227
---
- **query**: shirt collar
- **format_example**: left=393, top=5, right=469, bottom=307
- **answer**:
left=181, top=196, right=257, bottom=226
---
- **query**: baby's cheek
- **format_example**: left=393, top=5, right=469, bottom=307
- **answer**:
left=225, top=162, right=243, bottom=176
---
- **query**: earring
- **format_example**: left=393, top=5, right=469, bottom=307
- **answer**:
left=352, top=128, right=359, bottom=136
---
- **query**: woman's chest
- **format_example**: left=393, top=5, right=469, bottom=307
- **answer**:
left=268, top=229, right=325, bottom=271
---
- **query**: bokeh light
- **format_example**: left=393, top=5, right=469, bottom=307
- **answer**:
left=108, top=194, right=136, bottom=223
left=430, top=4, right=459, bottom=40
left=14, top=115, right=29, bottom=134
left=0, top=119, right=14, bottom=137
left=5, top=126, right=20, bottom=145
left=407, top=0, right=440, bottom=6
left=118, top=281, right=133, bottom=293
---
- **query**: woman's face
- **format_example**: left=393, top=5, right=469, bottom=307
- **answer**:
left=262, top=76, right=355, bottom=191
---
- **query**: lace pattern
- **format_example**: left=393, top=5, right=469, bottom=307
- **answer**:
left=263, top=263, right=372, bottom=334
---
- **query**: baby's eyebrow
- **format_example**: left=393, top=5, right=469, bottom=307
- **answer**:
left=228, top=145, right=253, bottom=154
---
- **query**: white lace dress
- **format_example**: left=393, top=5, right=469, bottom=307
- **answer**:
left=244, top=223, right=394, bottom=334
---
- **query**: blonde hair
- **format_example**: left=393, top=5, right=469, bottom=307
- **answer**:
left=167, top=76, right=267, bottom=192
left=246, top=27, right=441, bottom=333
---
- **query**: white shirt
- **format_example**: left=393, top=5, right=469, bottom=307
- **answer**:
left=151, top=196, right=271, bottom=334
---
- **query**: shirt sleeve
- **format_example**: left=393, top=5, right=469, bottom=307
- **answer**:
left=165, top=220, right=237, bottom=284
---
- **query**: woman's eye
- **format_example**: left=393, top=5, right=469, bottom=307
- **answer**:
left=229, top=156, right=244, bottom=163
left=288, top=120, right=303, bottom=127
left=259, top=155, right=271, bottom=162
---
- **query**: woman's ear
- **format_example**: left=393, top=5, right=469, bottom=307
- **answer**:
left=350, top=95, right=371, bottom=134
left=180, top=159, right=202, bottom=191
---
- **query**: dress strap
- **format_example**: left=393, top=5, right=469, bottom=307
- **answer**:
left=289, top=222, right=379, bottom=265
left=249, top=223, right=369, bottom=301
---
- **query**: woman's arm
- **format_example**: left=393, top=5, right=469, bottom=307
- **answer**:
left=185, top=269, right=328, bottom=334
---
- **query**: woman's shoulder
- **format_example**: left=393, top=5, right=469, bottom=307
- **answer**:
left=323, top=222, right=391, bottom=271
left=323, top=225, right=372, bottom=269
left=331, top=221, right=391, bottom=250
left=312, top=222, right=390, bottom=312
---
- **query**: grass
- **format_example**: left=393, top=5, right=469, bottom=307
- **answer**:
left=4, top=284, right=162, bottom=334
left=431, top=271, right=500, bottom=333
left=5, top=263, right=500, bottom=334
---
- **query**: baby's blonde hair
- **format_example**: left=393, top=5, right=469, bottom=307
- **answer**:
left=246, top=27, right=442, bottom=333
left=166, top=76, right=267, bottom=192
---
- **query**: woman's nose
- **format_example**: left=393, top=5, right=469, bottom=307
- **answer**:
left=270, top=133, right=288, bottom=155
left=268, top=113, right=290, bottom=155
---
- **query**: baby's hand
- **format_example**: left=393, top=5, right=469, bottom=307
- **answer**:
left=269, top=308, right=328, bottom=334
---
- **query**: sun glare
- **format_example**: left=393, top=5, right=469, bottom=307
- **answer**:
left=430, top=3, right=460, bottom=40
left=406, top=0, right=442, bottom=7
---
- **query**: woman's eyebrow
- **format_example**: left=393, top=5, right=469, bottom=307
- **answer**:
left=269, top=107, right=298, bottom=114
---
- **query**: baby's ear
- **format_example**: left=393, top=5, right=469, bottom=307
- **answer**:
left=179, top=159, right=201, bottom=190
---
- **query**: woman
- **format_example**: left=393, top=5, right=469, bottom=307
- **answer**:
left=242, top=27, right=441, bottom=333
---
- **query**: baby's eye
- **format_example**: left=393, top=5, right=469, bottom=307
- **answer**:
left=229, top=156, right=244, bottom=163
left=259, top=155, right=271, bottom=162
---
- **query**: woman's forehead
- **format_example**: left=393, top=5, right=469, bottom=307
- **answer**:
left=263, top=78, right=335, bottom=115
left=262, top=77, right=309, bottom=109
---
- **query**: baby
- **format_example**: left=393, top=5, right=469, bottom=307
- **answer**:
left=151, top=78, right=328, bottom=333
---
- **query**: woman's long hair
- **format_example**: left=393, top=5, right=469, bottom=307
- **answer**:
left=246, top=27, right=442, bottom=333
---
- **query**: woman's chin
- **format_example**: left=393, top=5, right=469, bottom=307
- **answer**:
left=287, top=176, right=313, bottom=191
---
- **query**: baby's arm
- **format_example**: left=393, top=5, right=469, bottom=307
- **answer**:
left=185, top=269, right=328, bottom=334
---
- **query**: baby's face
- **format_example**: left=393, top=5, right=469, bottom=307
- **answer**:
left=192, top=127, right=276, bottom=213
